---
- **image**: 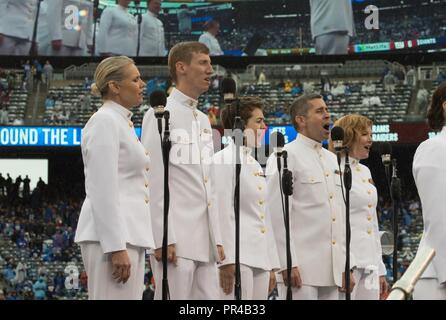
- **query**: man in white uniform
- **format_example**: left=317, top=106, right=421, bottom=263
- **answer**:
left=266, top=93, right=355, bottom=300
left=198, top=20, right=223, bottom=56
left=139, top=0, right=166, bottom=57
left=412, top=82, right=446, bottom=300
left=0, top=0, right=39, bottom=55
left=141, top=41, right=224, bottom=299
left=46, top=0, right=93, bottom=56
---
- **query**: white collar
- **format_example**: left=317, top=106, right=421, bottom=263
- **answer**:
left=297, top=133, right=322, bottom=150
left=169, top=88, right=199, bottom=110
left=103, top=100, right=133, bottom=120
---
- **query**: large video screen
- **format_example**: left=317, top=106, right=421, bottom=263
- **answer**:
left=0, top=0, right=444, bottom=57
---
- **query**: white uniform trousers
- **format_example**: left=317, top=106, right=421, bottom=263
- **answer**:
left=315, top=32, right=350, bottom=55
left=150, top=255, right=220, bottom=300
left=80, top=242, right=146, bottom=300
left=275, top=273, right=286, bottom=300
left=413, top=278, right=446, bottom=300
left=340, top=268, right=379, bottom=300
left=291, top=285, right=340, bottom=300
left=48, top=45, right=84, bottom=56
left=0, top=35, right=32, bottom=55
left=219, top=264, right=270, bottom=300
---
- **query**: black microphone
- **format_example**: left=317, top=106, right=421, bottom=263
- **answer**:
left=221, top=77, right=237, bottom=103
left=391, top=159, right=402, bottom=202
left=270, top=131, right=285, bottom=173
left=381, top=142, right=392, bottom=167
left=330, top=126, right=344, bottom=167
left=150, top=90, right=167, bottom=137
left=282, top=151, right=293, bottom=196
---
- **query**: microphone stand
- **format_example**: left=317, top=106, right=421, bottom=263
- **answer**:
left=282, top=151, right=293, bottom=300
left=136, top=5, right=143, bottom=56
left=232, top=100, right=243, bottom=301
left=91, top=0, right=100, bottom=57
left=391, top=159, right=401, bottom=283
left=161, top=110, right=171, bottom=300
left=343, top=147, right=352, bottom=300
left=29, top=0, right=43, bottom=57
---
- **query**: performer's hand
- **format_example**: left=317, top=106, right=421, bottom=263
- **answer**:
left=154, top=244, right=177, bottom=265
left=51, top=40, right=62, bottom=50
left=219, top=264, right=235, bottom=295
left=217, top=245, right=225, bottom=262
left=268, top=271, right=277, bottom=295
left=111, top=250, right=131, bottom=284
left=379, top=276, right=389, bottom=300
left=281, top=267, right=302, bottom=288
left=340, top=271, right=355, bottom=293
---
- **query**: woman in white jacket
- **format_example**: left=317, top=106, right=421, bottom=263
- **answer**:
left=329, top=114, right=388, bottom=300
left=74, top=56, right=154, bottom=299
left=212, top=96, right=280, bottom=300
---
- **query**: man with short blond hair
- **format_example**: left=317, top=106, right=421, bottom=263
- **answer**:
left=141, top=41, right=224, bottom=299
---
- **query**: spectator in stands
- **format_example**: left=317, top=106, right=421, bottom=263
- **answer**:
left=32, top=277, right=47, bottom=300
left=258, top=70, right=267, bottom=84
left=0, top=104, right=8, bottom=125
left=140, top=0, right=166, bottom=57
left=97, top=0, right=137, bottom=56
left=406, top=67, right=417, bottom=88
left=383, top=71, right=396, bottom=93
left=329, top=114, right=388, bottom=300
left=412, top=81, right=446, bottom=299
left=415, top=85, right=429, bottom=115
left=177, top=4, right=196, bottom=34
left=291, top=82, right=303, bottom=96
left=199, top=20, right=224, bottom=56
left=80, top=93, right=92, bottom=113
left=436, top=70, right=446, bottom=86
left=0, top=0, right=39, bottom=55
left=310, top=0, right=354, bottom=55
left=0, top=173, right=5, bottom=195
left=42, top=61, right=54, bottom=88
left=75, top=56, right=154, bottom=300
left=46, top=0, right=93, bottom=56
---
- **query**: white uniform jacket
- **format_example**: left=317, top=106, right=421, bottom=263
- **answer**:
left=97, top=5, right=137, bottom=56
left=75, top=100, right=155, bottom=254
left=46, top=0, right=93, bottom=50
left=413, top=126, right=446, bottom=284
left=139, top=11, right=166, bottom=57
left=141, top=88, right=222, bottom=263
left=0, top=0, right=38, bottom=41
left=343, top=157, right=386, bottom=276
left=212, top=141, right=280, bottom=271
left=266, top=134, right=354, bottom=287
left=198, top=32, right=223, bottom=56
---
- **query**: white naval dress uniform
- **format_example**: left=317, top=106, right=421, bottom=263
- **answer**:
left=339, top=157, right=386, bottom=300
left=412, top=126, right=446, bottom=300
left=0, top=0, right=38, bottom=55
left=75, top=101, right=155, bottom=300
left=266, top=134, right=354, bottom=300
left=141, top=88, right=222, bottom=300
left=97, top=5, right=137, bottom=57
left=198, top=32, right=223, bottom=56
left=212, top=141, right=280, bottom=300
left=139, top=11, right=166, bottom=57
left=46, top=0, right=93, bottom=56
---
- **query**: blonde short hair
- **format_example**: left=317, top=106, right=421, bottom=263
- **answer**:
left=328, top=114, right=373, bottom=152
left=91, top=56, right=134, bottom=98
left=168, top=42, right=210, bottom=83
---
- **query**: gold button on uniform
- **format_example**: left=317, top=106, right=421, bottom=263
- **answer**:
left=261, top=228, right=266, bottom=234
left=259, top=200, right=264, bottom=205
left=332, top=216, right=336, bottom=222
left=207, top=202, right=211, bottom=208
left=367, top=215, right=372, bottom=221
left=326, top=173, right=330, bottom=177
left=367, top=229, right=372, bottom=235
left=145, top=199, right=149, bottom=204
left=356, top=167, right=361, bottom=172
left=329, top=194, right=334, bottom=200
left=258, top=186, right=263, bottom=191
left=145, top=167, right=149, bottom=172
left=128, top=121, right=133, bottom=127
left=368, top=204, right=372, bottom=208
left=204, top=177, right=208, bottom=184
left=145, top=183, right=148, bottom=188
left=332, top=240, right=336, bottom=245
left=363, top=179, right=367, bottom=183
left=145, top=150, right=149, bottom=156
left=367, top=190, right=371, bottom=195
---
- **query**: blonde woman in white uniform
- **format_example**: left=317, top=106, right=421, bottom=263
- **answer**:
left=97, top=0, right=137, bottom=56
left=75, top=56, right=154, bottom=299
left=213, top=97, right=280, bottom=300
left=329, top=114, right=388, bottom=300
